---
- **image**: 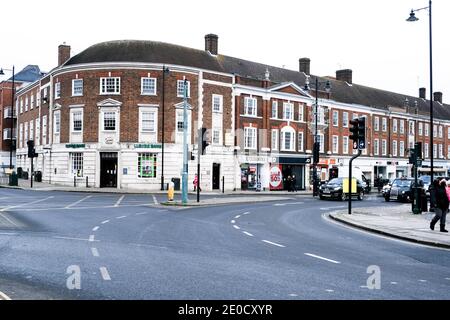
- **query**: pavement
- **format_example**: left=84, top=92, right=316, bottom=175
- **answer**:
left=329, top=204, right=450, bottom=249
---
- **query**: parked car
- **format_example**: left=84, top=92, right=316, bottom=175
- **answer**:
left=381, top=178, right=394, bottom=197
left=384, top=178, right=423, bottom=202
left=319, top=177, right=365, bottom=201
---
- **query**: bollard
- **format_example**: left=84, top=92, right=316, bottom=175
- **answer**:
left=168, top=181, right=175, bottom=202
left=222, top=176, right=225, bottom=194
left=86, top=176, right=89, bottom=188
left=74, top=175, right=76, bottom=187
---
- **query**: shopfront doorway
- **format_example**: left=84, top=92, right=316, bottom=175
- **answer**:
left=241, top=164, right=258, bottom=190
left=212, top=163, right=221, bottom=190
left=100, top=152, right=118, bottom=188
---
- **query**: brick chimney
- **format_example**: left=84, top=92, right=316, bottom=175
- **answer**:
left=299, top=58, right=310, bottom=75
left=434, top=92, right=443, bottom=103
left=419, top=87, right=426, bottom=99
left=205, top=34, right=218, bottom=55
left=58, top=43, right=71, bottom=66
left=336, top=69, right=352, bottom=84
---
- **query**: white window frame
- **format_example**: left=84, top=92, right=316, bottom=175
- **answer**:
left=36, top=92, right=40, bottom=107
left=54, top=111, right=61, bottom=134
left=271, top=101, right=278, bottom=119
left=447, top=145, right=450, bottom=159
left=70, top=152, right=84, bottom=177
left=343, top=136, right=349, bottom=154
left=332, top=111, right=338, bottom=127
left=448, top=127, right=450, bottom=140
left=42, top=115, right=47, bottom=145
left=55, top=82, right=61, bottom=99
left=298, top=105, right=304, bottom=122
left=374, top=117, right=379, bottom=131
left=382, top=117, right=387, bottom=132
left=425, top=143, right=429, bottom=158
left=318, top=134, right=325, bottom=153
left=103, top=111, right=117, bottom=131
left=244, top=127, right=257, bottom=150
left=71, top=109, right=83, bottom=133
left=283, top=102, right=294, bottom=121
left=177, top=80, right=190, bottom=98
left=332, top=135, right=339, bottom=154
left=271, top=129, right=278, bottom=150
left=409, top=121, right=415, bottom=135
left=212, top=129, right=221, bottom=145
left=439, top=125, right=443, bottom=138
left=19, top=123, right=23, bottom=149
left=100, top=77, right=121, bottom=95
left=400, top=141, right=405, bottom=157
left=393, top=119, right=398, bottom=133
left=418, top=122, right=423, bottom=136
left=212, top=94, right=223, bottom=113
left=342, top=112, right=349, bottom=128
left=400, top=120, right=405, bottom=134
left=439, top=144, right=443, bottom=158
left=281, top=127, right=295, bottom=151
left=24, top=122, right=28, bottom=142
left=425, top=123, right=429, bottom=137
left=140, top=110, right=157, bottom=133
left=138, top=153, right=158, bottom=178
left=298, top=131, right=304, bottom=152
left=392, top=140, right=398, bottom=157
left=374, top=139, right=379, bottom=156
left=72, top=79, right=84, bottom=96
left=433, top=125, right=437, bottom=138
left=141, top=77, right=157, bottom=96
left=382, top=139, right=387, bottom=156
left=30, top=94, right=34, bottom=109
left=244, top=97, right=257, bottom=117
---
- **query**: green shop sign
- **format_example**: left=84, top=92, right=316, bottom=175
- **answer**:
left=134, top=144, right=162, bottom=149
left=66, top=144, right=86, bottom=148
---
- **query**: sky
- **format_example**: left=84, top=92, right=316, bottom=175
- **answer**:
left=1, top=0, right=449, bottom=104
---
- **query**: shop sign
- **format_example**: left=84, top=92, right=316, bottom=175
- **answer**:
left=66, top=144, right=85, bottom=148
left=134, top=144, right=162, bottom=149
left=238, top=155, right=268, bottom=164
left=270, top=165, right=283, bottom=190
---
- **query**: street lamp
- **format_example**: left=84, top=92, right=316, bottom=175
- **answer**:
left=406, top=1, right=434, bottom=185
left=160, top=65, right=169, bottom=190
left=305, top=76, right=331, bottom=196
left=0, top=66, right=16, bottom=170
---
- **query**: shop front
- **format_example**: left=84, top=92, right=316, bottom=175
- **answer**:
left=239, top=155, right=272, bottom=190
left=271, top=156, right=311, bottom=191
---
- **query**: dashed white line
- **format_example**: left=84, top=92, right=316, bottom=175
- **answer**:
left=273, top=204, right=286, bottom=206
left=231, top=220, right=236, bottom=224
left=114, top=195, right=125, bottom=207
left=234, top=215, right=241, bottom=219
left=262, top=240, right=285, bottom=248
left=0, top=290, right=11, bottom=300
left=116, top=216, right=127, bottom=220
left=233, top=225, right=241, bottom=230
left=136, top=212, right=148, bottom=216
left=243, top=212, right=250, bottom=215
left=89, top=235, right=95, bottom=242
left=325, top=289, right=334, bottom=293
left=152, top=195, right=159, bottom=205
left=418, top=279, right=427, bottom=283
left=65, top=195, right=92, bottom=208
left=445, top=278, right=450, bottom=281
left=91, top=247, right=99, bottom=257
left=0, top=232, right=18, bottom=236
left=92, top=226, right=100, bottom=232
left=304, top=253, right=340, bottom=264
left=101, top=220, right=110, bottom=224
left=391, top=282, right=398, bottom=285
left=288, top=293, right=298, bottom=297
left=53, top=236, right=97, bottom=242
left=99, top=267, right=111, bottom=281
left=243, top=231, right=254, bottom=237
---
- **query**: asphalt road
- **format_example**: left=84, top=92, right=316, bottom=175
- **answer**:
left=0, top=188, right=449, bottom=300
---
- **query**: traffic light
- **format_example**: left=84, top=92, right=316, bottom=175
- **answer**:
left=349, top=116, right=366, bottom=150
left=201, top=127, right=210, bottom=155
left=409, top=148, right=417, bottom=165
left=415, top=142, right=423, bottom=160
left=27, top=140, right=35, bottom=158
left=313, top=141, right=320, bottom=164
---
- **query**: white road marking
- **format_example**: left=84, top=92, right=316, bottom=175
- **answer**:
left=13, top=203, right=155, bottom=212
left=89, top=235, right=95, bottom=242
left=100, top=267, right=111, bottom=281
left=91, top=247, right=99, bottom=257
left=243, top=231, right=254, bottom=237
left=0, top=290, right=12, bottom=300
left=65, top=195, right=92, bottom=208
left=0, top=213, right=19, bottom=227
left=116, top=215, right=127, bottom=219
left=262, top=240, right=285, bottom=248
left=235, top=215, right=241, bottom=219
left=114, top=195, right=125, bottom=207
left=391, top=282, right=398, bottom=285
left=304, top=253, right=341, bottom=264
left=419, top=279, right=427, bottom=283
left=129, top=243, right=168, bottom=250
left=273, top=204, right=286, bottom=206
left=152, top=195, right=158, bottom=205
left=326, top=289, right=334, bottom=293
left=0, top=232, right=18, bottom=236
left=320, top=206, right=346, bottom=211
left=101, top=220, right=110, bottom=224
left=446, top=278, right=450, bottom=281
left=231, top=220, right=236, bottom=224
left=136, top=212, right=148, bottom=216
left=158, top=209, right=168, bottom=212
left=233, top=225, right=241, bottom=230
left=92, top=226, right=99, bottom=232
left=243, top=212, right=250, bottom=215
left=0, top=196, right=54, bottom=212
left=360, top=286, right=369, bottom=288
left=288, top=293, right=298, bottom=297
left=53, top=236, right=98, bottom=242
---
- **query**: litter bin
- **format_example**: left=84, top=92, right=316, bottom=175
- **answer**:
left=411, top=186, right=424, bottom=214
left=17, top=167, right=23, bottom=178
left=22, top=171, right=29, bottom=180
left=171, top=178, right=181, bottom=191
left=8, top=171, right=18, bottom=186
left=35, top=171, right=42, bottom=182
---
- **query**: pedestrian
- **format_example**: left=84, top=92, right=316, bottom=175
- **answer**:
left=286, top=176, right=292, bottom=192
left=430, top=178, right=448, bottom=232
left=193, top=174, right=201, bottom=192
left=292, top=175, right=298, bottom=192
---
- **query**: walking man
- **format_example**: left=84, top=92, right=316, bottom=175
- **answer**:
left=430, top=178, right=448, bottom=232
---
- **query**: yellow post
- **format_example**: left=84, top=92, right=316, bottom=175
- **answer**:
left=168, top=181, right=174, bottom=201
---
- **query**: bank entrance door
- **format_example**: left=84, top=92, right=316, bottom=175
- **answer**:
left=100, top=152, right=118, bottom=188
left=212, top=163, right=221, bottom=190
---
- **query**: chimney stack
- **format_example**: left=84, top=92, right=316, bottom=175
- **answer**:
left=434, top=92, right=443, bottom=104
left=299, top=58, right=310, bottom=75
left=419, top=87, right=426, bottom=99
left=205, top=34, right=218, bottom=55
left=336, top=69, right=352, bottom=84
left=58, top=43, right=71, bottom=66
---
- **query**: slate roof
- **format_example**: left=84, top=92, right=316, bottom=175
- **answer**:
left=13, top=65, right=44, bottom=83
left=65, top=40, right=450, bottom=121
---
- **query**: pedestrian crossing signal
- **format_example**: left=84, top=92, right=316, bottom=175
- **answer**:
left=349, top=117, right=366, bottom=150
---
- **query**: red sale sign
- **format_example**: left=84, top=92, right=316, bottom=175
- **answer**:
left=270, top=165, right=283, bottom=190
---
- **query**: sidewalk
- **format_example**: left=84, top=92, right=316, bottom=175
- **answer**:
left=0, top=178, right=314, bottom=196
left=329, top=204, right=450, bottom=249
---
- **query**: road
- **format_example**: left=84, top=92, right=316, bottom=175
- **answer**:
left=0, top=188, right=449, bottom=299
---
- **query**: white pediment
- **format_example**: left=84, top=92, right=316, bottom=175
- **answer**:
left=174, top=101, right=193, bottom=110
left=97, top=98, right=122, bottom=107
left=53, top=103, right=62, bottom=110
left=269, top=82, right=311, bottom=97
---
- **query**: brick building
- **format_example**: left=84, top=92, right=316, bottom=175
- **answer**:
left=14, top=35, right=450, bottom=191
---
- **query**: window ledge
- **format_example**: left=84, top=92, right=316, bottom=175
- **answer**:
left=100, top=93, right=121, bottom=95
left=141, top=93, right=157, bottom=96
left=240, top=114, right=262, bottom=119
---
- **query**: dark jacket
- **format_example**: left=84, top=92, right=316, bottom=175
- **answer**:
left=435, top=185, right=449, bottom=211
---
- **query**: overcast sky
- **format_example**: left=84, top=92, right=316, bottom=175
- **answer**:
left=1, top=0, right=448, bottom=104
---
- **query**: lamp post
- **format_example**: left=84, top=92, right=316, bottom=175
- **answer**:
left=0, top=66, right=15, bottom=170
left=406, top=1, right=433, bottom=185
left=160, top=66, right=169, bottom=190
left=181, top=78, right=189, bottom=204
left=306, top=77, right=331, bottom=196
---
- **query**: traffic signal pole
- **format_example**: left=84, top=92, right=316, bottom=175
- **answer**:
left=348, top=116, right=366, bottom=215
left=348, top=149, right=362, bottom=215
left=197, top=128, right=201, bottom=203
